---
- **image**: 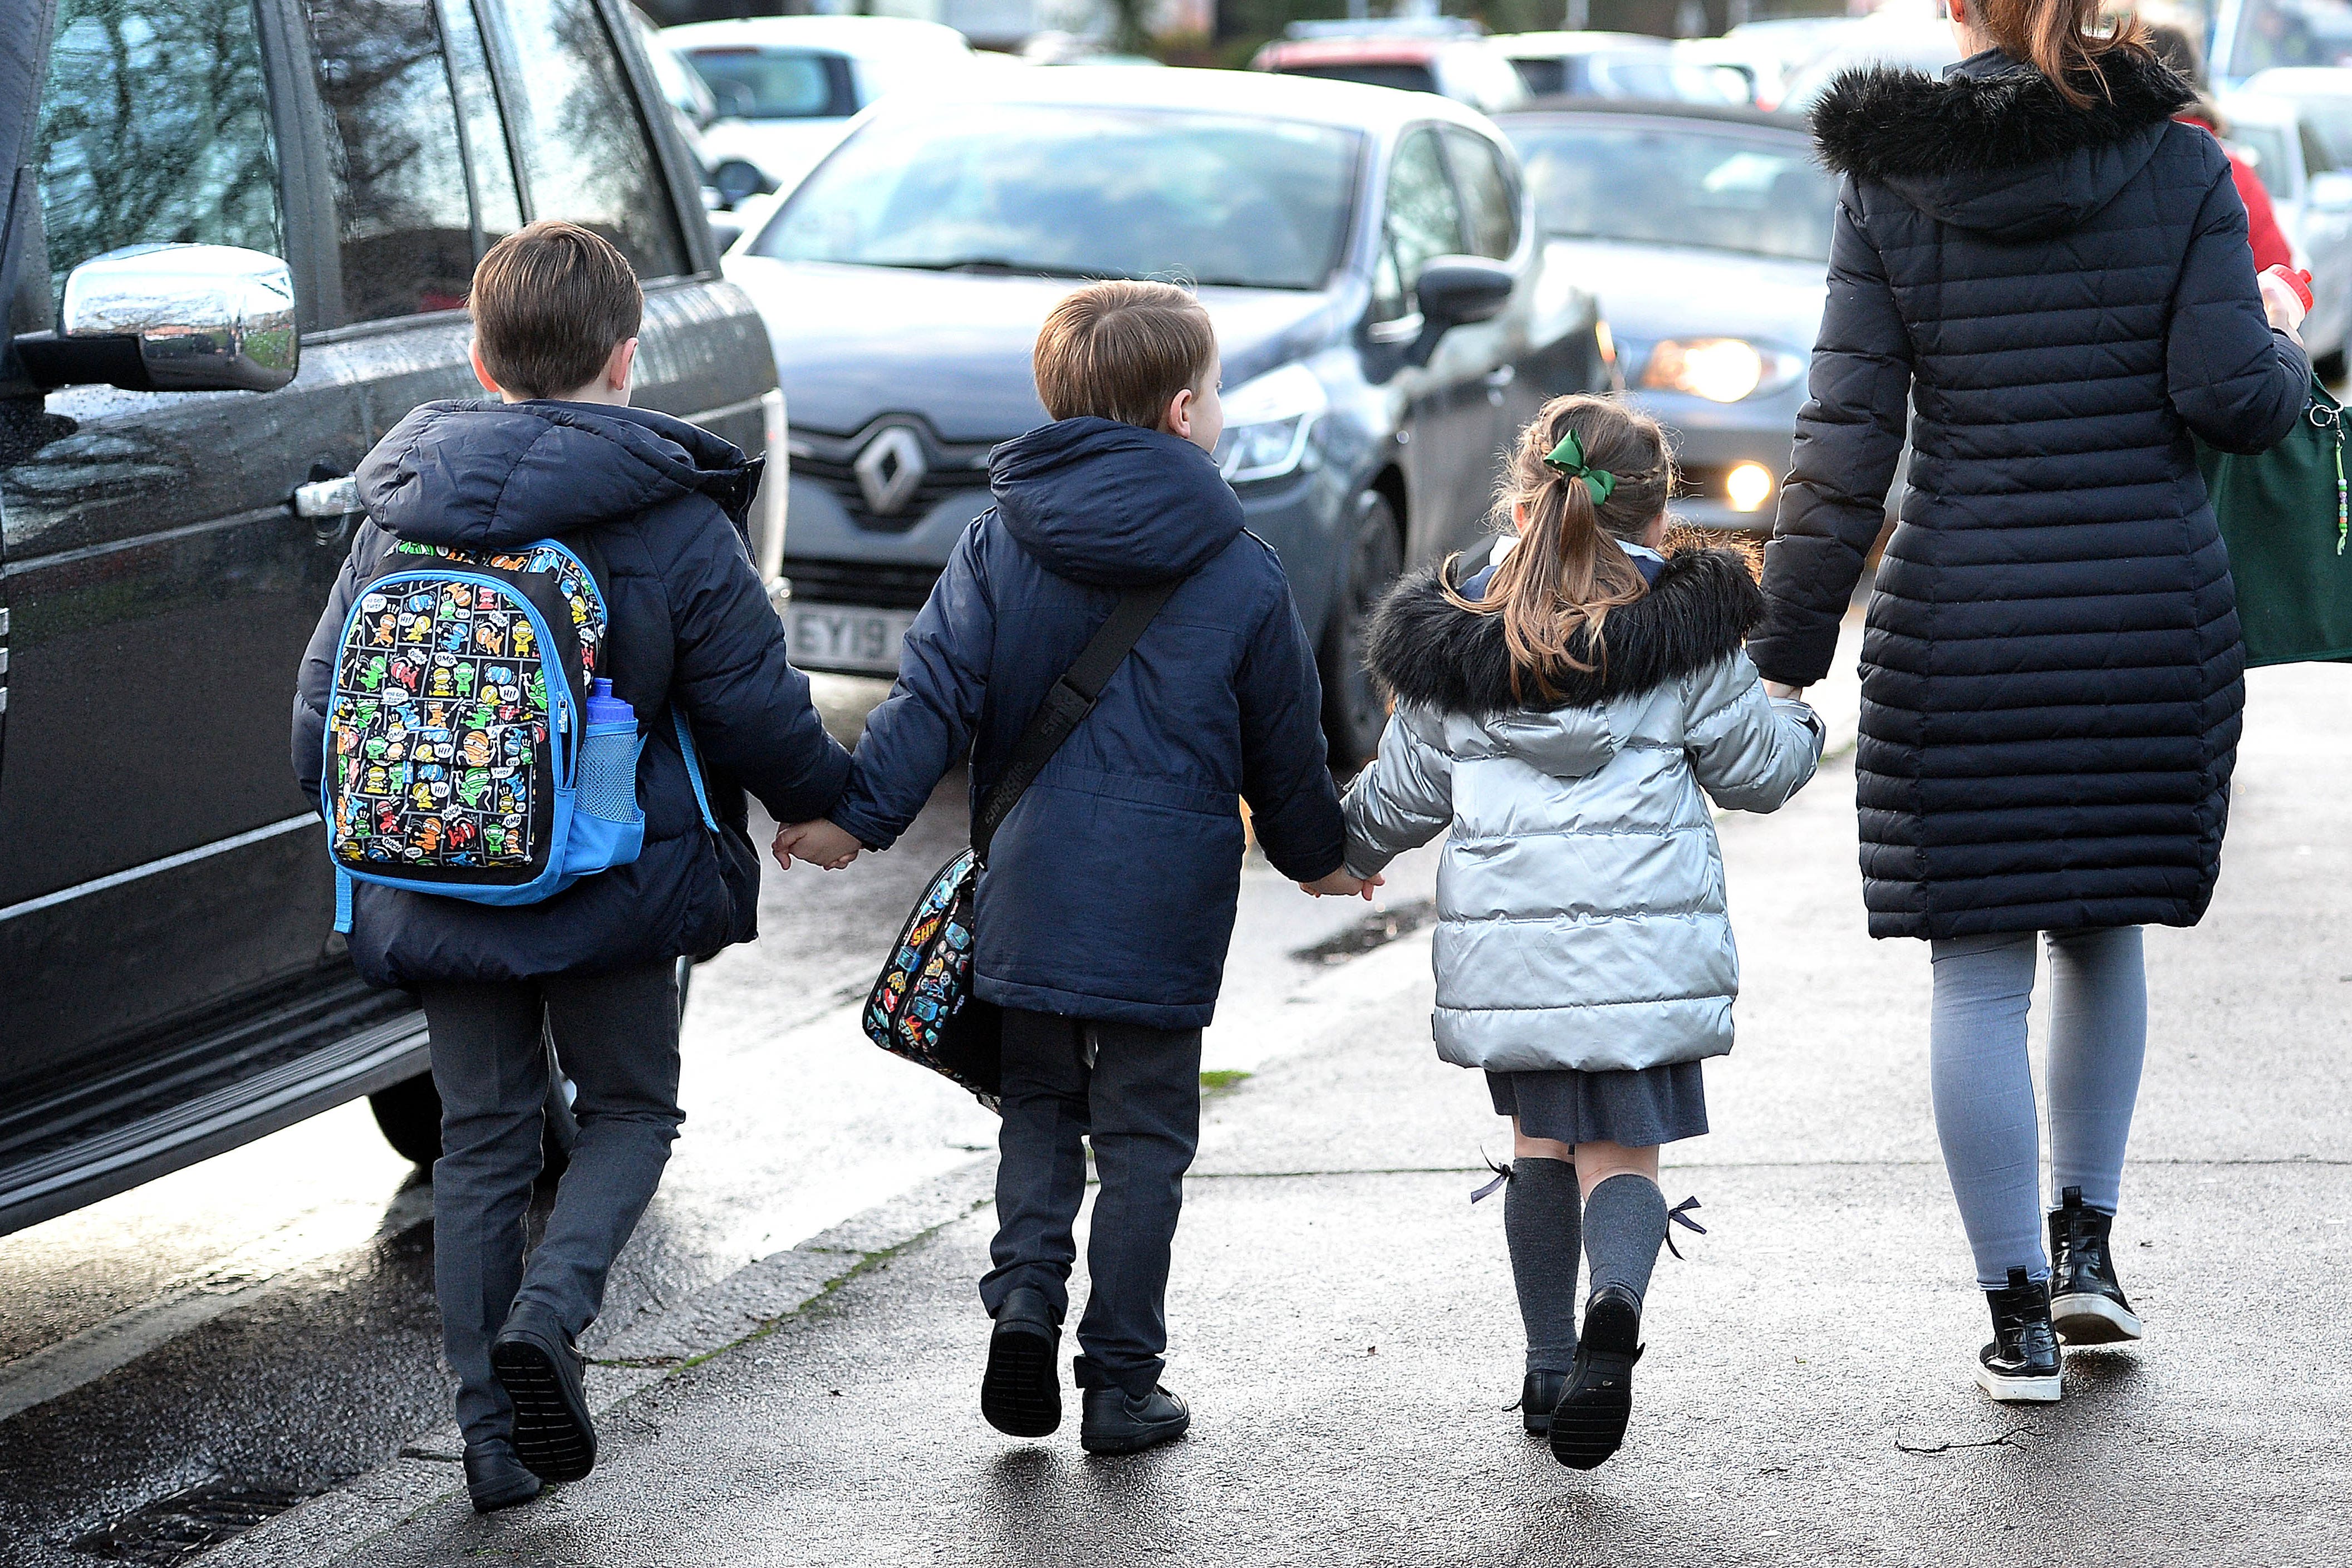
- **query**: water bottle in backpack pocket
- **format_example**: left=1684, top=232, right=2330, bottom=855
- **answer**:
left=317, top=537, right=714, bottom=931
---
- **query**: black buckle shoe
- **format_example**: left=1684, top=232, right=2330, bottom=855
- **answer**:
left=980, top=1286, right=1063, bottom=1437
left=1079, top=1384, right=1191, bottom=1456
left=1976, top=1266, right=2063, bottom=1403
left=1520, top=1370, right=1570, bottom=1437
left=1550, top=1285, right=1642, bottom=1469
left=491, top=1314, right=598, bottom=1483
left=2048, top=1186, right=2143, bottom=1345
left=463, top=1437, right=542, bottom=1513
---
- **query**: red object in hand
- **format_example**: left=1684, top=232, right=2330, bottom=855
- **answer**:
left=2265, top=264, right=2315, bottom=313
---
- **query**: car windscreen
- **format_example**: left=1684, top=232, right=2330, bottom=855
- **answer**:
left=1279, top=61, right=1439, bottom=95
left=754, top=104, right=1362, bottom=290
left=684, top=47, right=854, bottom=119
left=1506, top=119, right=1835, bottom=263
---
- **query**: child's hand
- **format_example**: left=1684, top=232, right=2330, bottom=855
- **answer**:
left=1764, top=680, right=1808, bottom=702
left=773, top=818, right=861, bottom=871
left=1302, top=868, right=1383, bottom=901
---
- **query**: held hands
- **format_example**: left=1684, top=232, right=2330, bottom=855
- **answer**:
left=1763, top=680, right=1808, bottom=702
left=1301, top=868, right=1384, bottom=901
left=772, top=818, right=861, bottom=871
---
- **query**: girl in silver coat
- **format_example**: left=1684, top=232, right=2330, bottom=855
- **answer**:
left=1339, top=396, right=1823, bottom=1468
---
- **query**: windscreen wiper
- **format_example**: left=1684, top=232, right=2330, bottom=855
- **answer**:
left=876, top=257, right=1126, bottom=281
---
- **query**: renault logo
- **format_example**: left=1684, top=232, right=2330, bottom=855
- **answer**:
left=853, top=425, right=929, bottom=517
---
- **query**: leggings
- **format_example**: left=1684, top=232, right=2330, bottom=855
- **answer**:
left=1927, top=928, right=2146, bottom=1288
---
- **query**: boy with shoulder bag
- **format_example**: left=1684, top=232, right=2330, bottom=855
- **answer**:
left=777, top=281, right=1366, bottom=1454
left=292, top=221, right=849, bottom=1510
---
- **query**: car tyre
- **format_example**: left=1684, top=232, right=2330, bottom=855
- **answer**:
left=1320, top=490, right=1405, bottom=775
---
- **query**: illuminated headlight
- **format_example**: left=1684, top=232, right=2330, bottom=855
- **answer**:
left=1639, top=337, right=1803, bottom=403
left=1725, top=461, right=1776, bottom=513
left=1214, top=362, right=1329, bottom=484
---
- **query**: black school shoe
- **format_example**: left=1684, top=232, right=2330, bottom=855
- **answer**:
left=1519, top=1371, right=1570, bottom=1437
left=491, top=1314, right=598, bottom=1483
left=1079, top=1385, right=1190, bottom=1455
left=2048, top=1187, right=2144, bottom=1346
left=1976, top=1266, right=2063, bottom=1403
left=463, top=1437, right=542, bottom=1513
left=1549, top=1285, right=1642, bottom=1469
left=980, top=1286, right=1063, bottom=1437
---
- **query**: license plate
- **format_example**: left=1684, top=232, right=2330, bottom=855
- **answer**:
left=789, top=603, right=916, bottom=675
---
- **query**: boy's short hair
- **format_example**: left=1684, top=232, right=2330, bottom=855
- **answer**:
left=468, top=220, right=643, bottom=400
left=1033, top=281, right=1216, bottom=430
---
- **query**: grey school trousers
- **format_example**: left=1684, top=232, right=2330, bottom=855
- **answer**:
left=979, top=1008, right=1202, bottom=1398
left=418, top=960, right=682, bottom=1446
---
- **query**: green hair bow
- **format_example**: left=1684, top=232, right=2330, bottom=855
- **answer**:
left=1543, top=429, right=1615, bottom=507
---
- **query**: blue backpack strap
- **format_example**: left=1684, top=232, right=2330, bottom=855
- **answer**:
left=673, top=707, right=719, bottom=832
left=334, top=867, right=355, bottom=935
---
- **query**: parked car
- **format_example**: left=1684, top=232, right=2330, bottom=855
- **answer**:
left=726, top=66, right=1611, bottom=765
left=2221, top=89, right=2352, bottom=376
left=2245, top=65, right=2352, bottom=161
left=0, top=0, right=780, bottom=1235
left=1498, top=100, right=1839, bottom=529
left=1779, top=18, right=1960, bottom=112
left=663, top=16, right=977, bottom=192
left=1250, top=33, right=1531, bottom=115
left=1491, top=32, right=1753, bottom=106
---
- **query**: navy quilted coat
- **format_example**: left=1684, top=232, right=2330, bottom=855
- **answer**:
left=828, top=417, right=1347, bottom=1029
left=1752, top=47, right=2311, bottom=939
left=293, top=400, right=851, bottom=985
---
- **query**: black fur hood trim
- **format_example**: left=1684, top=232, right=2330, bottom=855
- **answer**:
left=1812, top=46, right=2193, bottom=181
left=1367, top=540, right=1764, bottom=718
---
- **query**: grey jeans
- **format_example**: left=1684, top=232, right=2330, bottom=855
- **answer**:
left=980, top=1009, right=1202, bottom=1398
left=419, top=960, right=682, bottom=1446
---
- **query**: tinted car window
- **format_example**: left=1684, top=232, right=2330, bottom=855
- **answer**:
left=2231, top=122, right=2295, bottom=195
left=757, top=105, right=1359, bottom=291
left=682, top=47, right=856, bottom=119
left=488, top=0, right=688, bottom=279
left=303, top=0, right=474, bottom=321
left=34, top=0, right=283, bottom=309
left=1446, top=128, right=1518, bottom=259
left=438, top=0, right=523, bottom=248
left=1282, top=62, right=1440, bottom=95
left=2302, top=117, right=2339, bottom=173
left=1510, top=57, right=1567, bottom=96
left=1508, top=120, right=1835, bottom=263
left=1373, top=126, right=1465, bottom=320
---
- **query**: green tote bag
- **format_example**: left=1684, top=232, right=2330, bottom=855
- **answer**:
left=2197, top=373, right=2352, bottom=667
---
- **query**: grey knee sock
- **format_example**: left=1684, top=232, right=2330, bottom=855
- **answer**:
left=1504, top=1157, right=1581, bottom=1374
left=1583, top=1173, right=1668, bottom=1309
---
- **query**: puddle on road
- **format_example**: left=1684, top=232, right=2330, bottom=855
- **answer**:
left=71, top=1478, right=335, bottom=1564
left=1290, top=898, right=1438, bottom=966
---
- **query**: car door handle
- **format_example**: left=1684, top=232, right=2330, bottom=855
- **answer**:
left=294, top=474, right=359, bottom=518
left=1484, top=365, right=1516, bottom=387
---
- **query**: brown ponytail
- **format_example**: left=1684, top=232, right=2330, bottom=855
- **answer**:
left=1441, top=395, right=1673, bottom=704
left=1976, top=0, right=2152, bottom=109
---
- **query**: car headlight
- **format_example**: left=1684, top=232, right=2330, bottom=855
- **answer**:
left=1214, top=362, right=1329, bottom=484
left=1639, top=337, right=1804, bottom=403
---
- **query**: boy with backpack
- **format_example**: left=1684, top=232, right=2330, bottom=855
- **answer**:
left=776, top=281, right=1365, bottom=1454
left=292, top=220, right=849, bottom=1511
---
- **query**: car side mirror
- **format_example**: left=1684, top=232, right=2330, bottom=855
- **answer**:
left=1416, top=255, right=1515, bottom=329
left=14, top=243, right=296, bottom=393
left=2311, top=170, right=2352, bottom=211
left=708, top=158, right=774, bottom=212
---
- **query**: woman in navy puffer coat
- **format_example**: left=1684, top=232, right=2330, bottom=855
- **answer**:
left=1751, top=4, right=2308, bottom=1405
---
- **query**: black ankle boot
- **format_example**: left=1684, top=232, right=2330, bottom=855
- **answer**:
left=1976, top=1266, right=2062, bottom=1403
left=2048, top=1186, right=2143, bottom=1345
left=463, top=1437, right=542, bottom=1513
left=980, top=1285, right=1062, bottom=1437
left=1549, top=1285, right=1642, bottom=1469
left=1520, top=1370, right=1570, bottom=1436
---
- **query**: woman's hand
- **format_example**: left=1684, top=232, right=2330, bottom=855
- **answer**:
left=2259, top=267, right=2310, bottom=341
left=1302, top=868, right=1383, bottom=901
left=773, top=819, right=861, bottom=871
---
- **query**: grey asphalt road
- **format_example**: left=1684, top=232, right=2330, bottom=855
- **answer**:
left=0, top=675, right=1438, bottom=1566
left=200, top=661, right=2350, bottom=1568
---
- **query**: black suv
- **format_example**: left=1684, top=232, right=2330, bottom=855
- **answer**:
left=0, top=0, right=780, bottom=1236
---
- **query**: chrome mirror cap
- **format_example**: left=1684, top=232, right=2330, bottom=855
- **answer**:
left=62, top=243, right=297, bottom=392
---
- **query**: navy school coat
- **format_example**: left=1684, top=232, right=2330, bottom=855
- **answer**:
left=292, top=400, right=851, bottom=985
left=828, top=417, right=1348, bottom=1030
left=1753, top=47, right=2310, bottom=939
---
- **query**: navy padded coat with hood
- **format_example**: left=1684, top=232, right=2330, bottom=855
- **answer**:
left=828, top=417, right=1348, bottom=1030
left=1752, top=47, right=2311, bottom=940
left=292, top=399, right=850, bottom=986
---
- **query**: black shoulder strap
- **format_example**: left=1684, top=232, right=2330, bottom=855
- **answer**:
left=971, top=577, right=1184, bottom=864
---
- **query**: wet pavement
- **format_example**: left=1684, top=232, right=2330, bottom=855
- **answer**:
left=77, top=661, right=2345, bottom=1567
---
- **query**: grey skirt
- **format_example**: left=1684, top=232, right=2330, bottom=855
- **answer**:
left=1486, top=1063, right=1708, bottom=1148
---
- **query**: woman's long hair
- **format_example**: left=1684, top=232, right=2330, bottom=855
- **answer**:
left=1442, top=395, right=1673, bottom=705
left=1977, top=0, right=2152, bottom=109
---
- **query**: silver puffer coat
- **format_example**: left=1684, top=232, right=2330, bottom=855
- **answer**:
left=1342, top=544, right=1824, bottom=1073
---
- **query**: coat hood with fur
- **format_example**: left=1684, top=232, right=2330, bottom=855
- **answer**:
left=1811, top=46, right=2196, bottom=239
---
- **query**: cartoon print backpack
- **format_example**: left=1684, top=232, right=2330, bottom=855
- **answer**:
left=317, top=536, right=715, bottom=930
